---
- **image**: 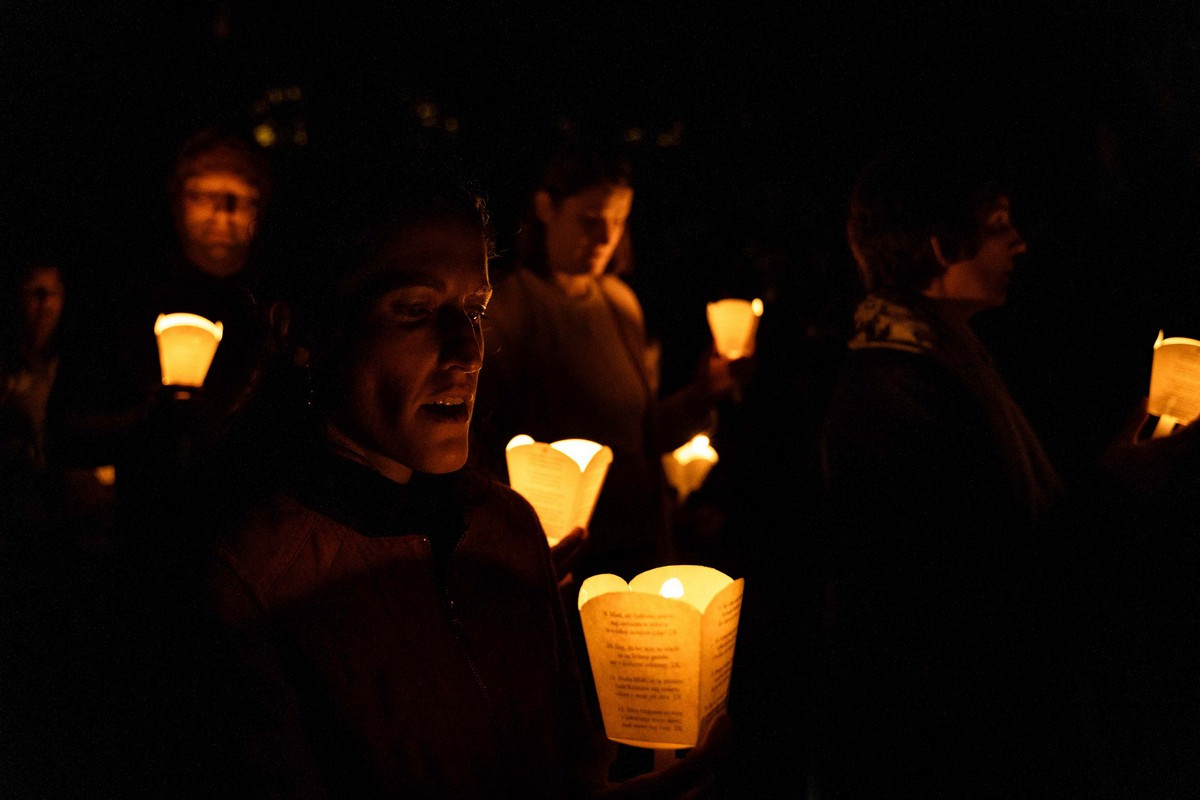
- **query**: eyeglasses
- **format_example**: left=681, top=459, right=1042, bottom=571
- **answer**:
left=184, top=190, right=260, bottom=215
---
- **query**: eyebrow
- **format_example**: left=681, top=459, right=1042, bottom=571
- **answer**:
left=370, top=270, right=492, bottom=299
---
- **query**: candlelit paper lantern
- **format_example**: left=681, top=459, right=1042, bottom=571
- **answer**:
left=505, top=435, right=613, bottom=545
left=154, top=313, right=224, bottom=388
left=1149, top=330, right=1200, bottom=436
left=662, top=434, right=719, bottom=501
left=706, top=298, right=763, bottom=360
left=577, top=565, right=743, bottom=749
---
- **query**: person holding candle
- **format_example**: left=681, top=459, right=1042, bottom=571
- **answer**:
left=817, top=146, right=1200, bottom=797
left=45, top=127, right=273, bottom=532
left=200, top=167, right=730, bottom=799
left=817, top=148, right=1076, bottom=797
left=476, top=145, right=744, bottom=582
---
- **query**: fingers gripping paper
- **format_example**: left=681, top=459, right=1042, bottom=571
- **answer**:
left=505, top=436, right=613, bottom=545
left=1149, top=332, right=1200, bottom=423
left=578, top=566, right=743, bottom=749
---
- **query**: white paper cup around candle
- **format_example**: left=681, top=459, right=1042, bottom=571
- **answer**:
left=154, top=313, right=224, bottom=387
left=662, top=434, right=719, bottom=501
left=706, top=298, right=763, bottom=360
left=578, top=565, right=744, bottom=749
left=505, top=435, right=613, bottom=545
left=1148, top=330, right=1200, bottom=427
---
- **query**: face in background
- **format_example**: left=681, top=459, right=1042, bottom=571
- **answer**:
left=178, top=171, right=261, bottom=278
left=933, top=197, right=1027, bottom=309
left=334, top=217, right=491, bottom=482
left=535, top=183, right=633, bottom=277
left=20, top=265, right=65, bottom=354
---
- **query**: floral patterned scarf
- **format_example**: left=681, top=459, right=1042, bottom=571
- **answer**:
left=850, top=293, right=1061, bottom=526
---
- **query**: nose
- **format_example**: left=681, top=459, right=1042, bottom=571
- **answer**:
left=438, top=308, right=484, bottom=373
left=1011, top=228, right=1028, bottom=255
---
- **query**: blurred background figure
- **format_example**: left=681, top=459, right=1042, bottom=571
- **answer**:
left=816, top=147, right=1076, bottom=798
left=477, top=144, right=741, bottom=585
left=46, top=127, right=273, bottom=540
left=0, top=259, right=66, bottom=527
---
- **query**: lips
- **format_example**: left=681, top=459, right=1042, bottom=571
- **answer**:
left=419, top=393, right=473, bottom=422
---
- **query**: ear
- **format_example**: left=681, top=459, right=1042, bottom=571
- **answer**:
left=929, top=235, right=953, bottom=268
left=533, top=191, right=557, bottom=226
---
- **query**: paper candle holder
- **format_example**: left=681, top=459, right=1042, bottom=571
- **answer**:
left=706, top=298, right=763, bottom=360
left=505, top=435, right=614, bottom=545
left=1149, top=331, right=1200, bottom=430
left=578, top=565, right=744, bottom=749
left=662, top=434, right=719, bottom=501
left=154, top=313, right=224, bottom=388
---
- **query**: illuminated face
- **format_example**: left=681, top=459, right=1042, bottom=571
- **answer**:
left=179, top=171, right=261, bottom=278
left=335, top=218, right=491, bottom=480
left=21, top=266, right=64, bottom=353
left=938, top=197, right=1027, bottom=309
left=537, top=183, right=633, bottom=277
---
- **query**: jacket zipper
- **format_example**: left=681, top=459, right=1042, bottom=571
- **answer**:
left=424, top=532, right=493, bottom=710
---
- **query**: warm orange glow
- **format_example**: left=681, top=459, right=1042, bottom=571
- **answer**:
left=154, top=313, right=223, bottom=387
left=663, top=434, right=719, bottom=500
left=1148, top=329, right=1200, bottom=425
left=505, top=435, right=613, bottom=545
left=706, top=298, right=763, bottom=359
left=578, top=565, right=744, bottom=750
left=659, top=577, right=685, bottom=599
left=550, top=438, right=605, bottom=472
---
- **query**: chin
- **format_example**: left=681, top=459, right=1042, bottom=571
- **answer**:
left=413, top=448, right=470, bottom=475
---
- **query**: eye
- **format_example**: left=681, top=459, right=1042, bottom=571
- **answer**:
left=387, top=302, right=433, bottom=322
left=465, top=306, right=488, bottom=324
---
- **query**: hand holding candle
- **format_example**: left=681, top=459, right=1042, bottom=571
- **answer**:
left=662, top=434, right=719, bottom=501
left=154, top=313, right=224, bottom=388
left=1148, top=330, right=1200, bottom=436
left=505, top=435, right=613, bottom=545
left=577, top=565, right=743, bottom=749
left=706, top=298, right=763, bottom=361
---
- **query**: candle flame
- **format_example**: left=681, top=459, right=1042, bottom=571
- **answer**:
left=551, top=439, right=604, bottom=471
left=506, top=434, right=536, bottom=451
left=672, top=433, right=718, bottom=466
left=154, top=312, right=224, bottom=340
left=1154, top=329, right=1165, bottom=349
left=660, top=577, right=685, bottom=599
left=751, top=298, right=763, bottom=317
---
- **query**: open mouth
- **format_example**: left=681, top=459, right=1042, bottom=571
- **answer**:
left=420, top=397, right=470, bottom=421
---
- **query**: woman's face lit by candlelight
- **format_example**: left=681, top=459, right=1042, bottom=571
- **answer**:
left=928, top=196, right=1027, bottom=310
left=332, top=217, right=491, bottom=483
left=535, top=183, right=633, bottom=277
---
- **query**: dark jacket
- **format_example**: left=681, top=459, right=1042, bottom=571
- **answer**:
left=817, top=296, right=1073, bottom=798
left=207, top=454, right=606, bottom=799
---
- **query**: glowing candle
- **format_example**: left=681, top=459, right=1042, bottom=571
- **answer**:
left=505, top=435, right=613, bottom=545
left=578, top=565, right=744, bottom=749
left=662, top=433, right=719, bottom=501
left=154, top=313, right=224, bottom=388
left=706, top=298, right=763, bottom=360
left=1148, top=329, right=1200, bottom=431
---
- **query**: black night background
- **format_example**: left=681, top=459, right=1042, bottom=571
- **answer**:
left=6, top=2, right=1200, bottom=796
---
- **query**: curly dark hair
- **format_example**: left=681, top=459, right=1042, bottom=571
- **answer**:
left=847, top=150, right=1008, bottom=298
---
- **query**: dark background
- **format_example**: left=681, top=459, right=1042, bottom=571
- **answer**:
left=6, top=3, right=1200, bottom=797
left=7, top=1, right=1200, bottom=470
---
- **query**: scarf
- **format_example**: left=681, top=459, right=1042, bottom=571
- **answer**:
left=850, top=294, right=1061, bottom=526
